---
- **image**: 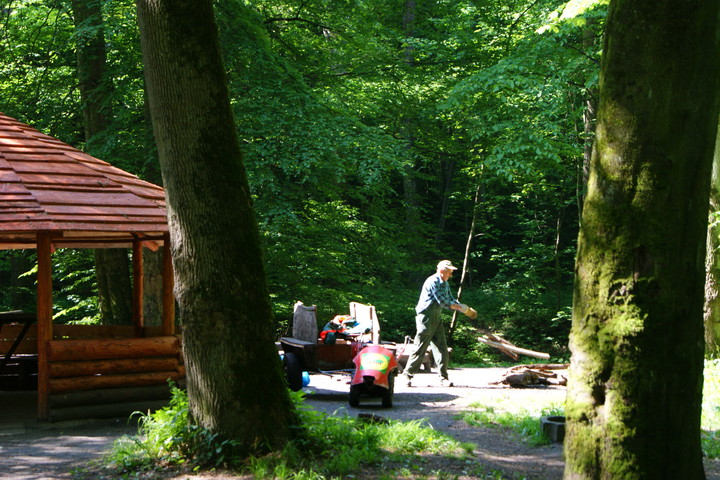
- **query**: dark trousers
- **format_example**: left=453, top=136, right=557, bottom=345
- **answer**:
left=405, top=304, right=449, bottom=379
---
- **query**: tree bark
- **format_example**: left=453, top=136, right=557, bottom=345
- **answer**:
left=71, top=0, right=133, bottom=325
left=136, top=0, right=296, bottom=453
left=94, top=249, right=132, bottom=325
left=141, top=91, right=165, bottom=327
left=565, top=1, right=720, bottom=478
left=705, top=130, right=720, bottom=358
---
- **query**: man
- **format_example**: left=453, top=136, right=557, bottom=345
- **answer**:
left=402, top=260, right=469, bottom=388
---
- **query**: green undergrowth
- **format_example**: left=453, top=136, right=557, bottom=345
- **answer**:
left=98, top=385, right=479, bottom=479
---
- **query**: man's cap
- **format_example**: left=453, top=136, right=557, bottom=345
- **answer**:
left=437, top=260, right=458, bottom=271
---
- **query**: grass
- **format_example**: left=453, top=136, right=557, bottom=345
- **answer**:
left=458, top=396, right=564, bottom=447
left=99, top=387, right=482, bottom=479
left=457, top=360, right=720, bottom=457
left=94, top=361, right=720, bottom=478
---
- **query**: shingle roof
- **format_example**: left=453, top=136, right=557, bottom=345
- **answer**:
left=0, top=113, right=168, bottom=248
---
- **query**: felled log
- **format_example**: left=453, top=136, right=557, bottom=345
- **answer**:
left=493, top=363, right=569, bottom=388
left=477, top=334, right=550, bottom=360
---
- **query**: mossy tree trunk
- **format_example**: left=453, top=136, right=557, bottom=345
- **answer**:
left=565, top=1, right=720, bottom=479
left=136, top=0, right=297, bottom=454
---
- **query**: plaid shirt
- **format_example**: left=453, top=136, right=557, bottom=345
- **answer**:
left=415, top=272, right=459, bottom=314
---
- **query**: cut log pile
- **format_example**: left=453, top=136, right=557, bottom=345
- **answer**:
left=492, top=363, right=569, bottom=388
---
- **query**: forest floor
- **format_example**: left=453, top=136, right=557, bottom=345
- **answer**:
left=1, top=368, right=718, bottom=479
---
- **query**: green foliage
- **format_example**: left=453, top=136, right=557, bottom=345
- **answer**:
left=106, top=386, right=473, bottom=478
left=109, top=382, right=241, bottom=472
left=51, top=250, right=101, bottom=324
left=0, top=0, right=603, bottom=360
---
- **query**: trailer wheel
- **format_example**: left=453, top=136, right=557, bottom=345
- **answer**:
left=381, top=388, right=393, bottom=408
left=349, top=384, right=361, bottom=407
left=382, top=373, right=396, bottom=408
left=283, top=352, right=303, bottom=391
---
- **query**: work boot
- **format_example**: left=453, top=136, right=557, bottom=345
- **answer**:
left=439, top=378, right=454, bottom=388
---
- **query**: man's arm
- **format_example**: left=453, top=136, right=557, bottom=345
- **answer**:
left=430, top=277, right=461, bottom=309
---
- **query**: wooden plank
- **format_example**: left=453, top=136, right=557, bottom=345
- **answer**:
left=31, top=190, right=160, bottom=207
left=47, top=336, right=179, bottom=362
left=53, top=324, right=136, bottom=339
left=133, top=241, right=144, bottom=330
left=28, top=214, right=167, bottom=224
left=0, top=217, right=167, bottom=228
left=43, top=205, right=165, bottom=216
left=36, top=231, right=53, bottom=421
left=0, top=341, right=37, bottom=354
left=49, top=384, right=173, bottom=408
left=0, top=323, right=38, bottom=339
left=49, top=370, right=181, bottom=393
left=20, top=175, right=118, bottom=187
left=49, top=356, right=179, bottom=378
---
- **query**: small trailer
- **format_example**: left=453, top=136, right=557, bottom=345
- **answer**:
left=279, top=301, right=384, bottom=391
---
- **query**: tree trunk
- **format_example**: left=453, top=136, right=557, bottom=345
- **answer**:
left=565, top=1, right=720, bottom=478
left=136, top=0, right=296, bottom=453
left=71, top=0, right=133, bottom=325
left=9, top=250, right=35, bottom=311
left=705, top=131, right=720, bottom=358
left=449, top=181, right=482, bottom=337
left=435, top=154, right=456, bottom=244
left=141, top=90, right=165, bottom=327
left=401, top=0, right=422, bottom=240
left=94, top=249, right=132, bottom=325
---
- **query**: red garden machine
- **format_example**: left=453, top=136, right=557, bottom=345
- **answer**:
left=349, top=344, right=398, bottom=408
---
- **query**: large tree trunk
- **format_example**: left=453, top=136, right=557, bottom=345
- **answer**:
left=141, top=92, right=165, bottom=327
left=565, top=1, right=720, bottom=479
left=71, top=0, right=133, bottom=325
left=136, top=0, right=296, bottom=453
left=705, top=135, right=720, bottom=358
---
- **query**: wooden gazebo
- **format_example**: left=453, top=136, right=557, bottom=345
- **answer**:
left=0, top=113, right=182, bottom=421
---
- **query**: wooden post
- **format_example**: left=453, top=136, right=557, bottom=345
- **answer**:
left=132, top=240, right=144, bottom=334
left=36, top=231, right=53, bottom=421
left=161, top=233, right=175, bottom=335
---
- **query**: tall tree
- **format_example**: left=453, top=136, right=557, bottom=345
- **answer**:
left=135, top=0, right=297, bottom=453
left=71, top=0, right=133, bottom=325
left=705, top=138, right=720, bottom=357
left=565, top=0, right=720, bottom=478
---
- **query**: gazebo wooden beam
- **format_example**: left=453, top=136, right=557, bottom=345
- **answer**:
left=132, top=240, right=144, bottom=334
left=36, top=231, right=54, bottom=421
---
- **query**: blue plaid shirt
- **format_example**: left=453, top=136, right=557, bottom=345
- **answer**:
left=415, top=272, right=459, bottom=314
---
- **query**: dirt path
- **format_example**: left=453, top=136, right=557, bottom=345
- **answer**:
left=304, top=367, right=567, bottom=479
left=1, top=368, right=718, bottom=479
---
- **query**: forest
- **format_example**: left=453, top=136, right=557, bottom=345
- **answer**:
left=2, top=0, right=604, bottom=363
